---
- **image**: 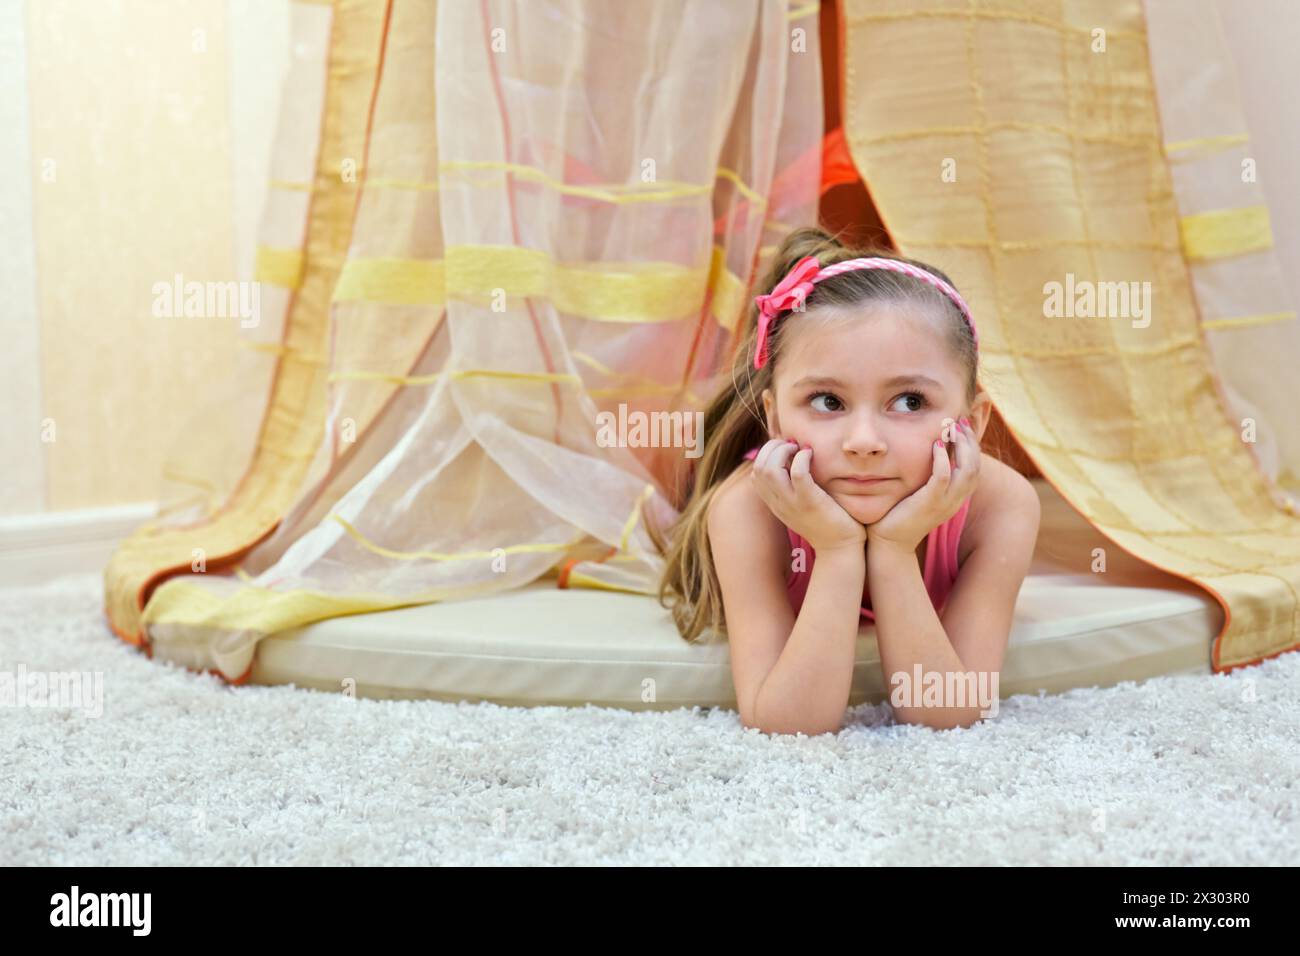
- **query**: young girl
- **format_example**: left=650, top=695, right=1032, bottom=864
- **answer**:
left=647, top=226, right=1041, bottom=736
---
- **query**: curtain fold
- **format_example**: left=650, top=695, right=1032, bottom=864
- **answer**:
left=104, top=0, right=824, bottom=681
left=839, top=0, right=1299, bottom=672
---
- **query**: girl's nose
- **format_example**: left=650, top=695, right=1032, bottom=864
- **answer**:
left=843, top=414, right=886, bottom=454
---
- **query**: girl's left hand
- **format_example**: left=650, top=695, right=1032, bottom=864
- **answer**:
left=866, top=417, right=981, bottom=555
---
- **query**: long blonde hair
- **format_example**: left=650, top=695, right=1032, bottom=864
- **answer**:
left=645, top=225, right=985, bottom=643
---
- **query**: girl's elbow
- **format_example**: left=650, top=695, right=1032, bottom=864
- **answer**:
left=744, top=710, right=844, bottom=737
left=894, top=705, right=990, bottom=731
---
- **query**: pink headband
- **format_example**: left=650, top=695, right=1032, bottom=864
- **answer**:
left=752, top=255, right=979, bottom=369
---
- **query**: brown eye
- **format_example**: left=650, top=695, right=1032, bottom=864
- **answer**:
left=810, top=392, right=842, bottom=412
left=890, top=392, right=928, bottom=413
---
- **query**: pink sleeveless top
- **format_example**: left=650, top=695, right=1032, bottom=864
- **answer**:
left=741, top=447, right=971, bottom=621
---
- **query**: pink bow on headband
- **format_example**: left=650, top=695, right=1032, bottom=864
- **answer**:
left=753, top=255, right=820, bottom=370
left=751, top=254, right=979, bottom=370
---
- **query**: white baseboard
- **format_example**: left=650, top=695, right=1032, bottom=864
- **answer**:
left=0, top=503, right=159, bottom=588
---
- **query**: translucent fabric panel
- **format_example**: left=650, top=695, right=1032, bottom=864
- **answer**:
left=104, top=0, right=384, bottom=650
left=106, top=0, right=823, bottom=682
left=839, top=0, right=1300, bottom=672
left=1144, top=0, right=1300, bottom=516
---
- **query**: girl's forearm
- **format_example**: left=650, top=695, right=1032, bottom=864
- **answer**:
left=866, top=541, right=981, bottom=729
left=751, top=547, right=865, bottom=736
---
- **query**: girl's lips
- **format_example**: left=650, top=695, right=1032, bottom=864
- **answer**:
left=840, top=476, right=892, bottom=484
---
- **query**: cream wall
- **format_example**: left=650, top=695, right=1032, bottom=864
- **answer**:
left=0, top=1, right=43, bottom=515
left=1, top=0, right=289, bottom=516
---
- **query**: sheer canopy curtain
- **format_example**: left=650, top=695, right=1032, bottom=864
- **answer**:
left=1144, top=0, right=1300, bottom=516
left=104, top=0, right=824, bottom=682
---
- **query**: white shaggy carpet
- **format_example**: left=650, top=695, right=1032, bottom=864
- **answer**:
left=2, top=572, right=1297, bottom=866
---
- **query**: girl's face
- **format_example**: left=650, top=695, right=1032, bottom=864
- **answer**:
left=760, top=306, right=984, bottom=529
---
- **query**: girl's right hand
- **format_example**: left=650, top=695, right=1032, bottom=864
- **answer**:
left=749, top=438, right=868, bottom=555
